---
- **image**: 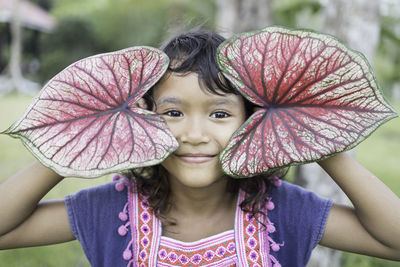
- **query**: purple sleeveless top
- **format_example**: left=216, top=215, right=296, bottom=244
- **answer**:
left=65, top=179, right=332, bottom=267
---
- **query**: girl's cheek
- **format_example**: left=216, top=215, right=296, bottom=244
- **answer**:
left=163, top=121, right=180, bottom=137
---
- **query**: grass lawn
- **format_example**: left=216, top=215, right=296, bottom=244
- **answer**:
left=0, top=94, right=399, bottom=266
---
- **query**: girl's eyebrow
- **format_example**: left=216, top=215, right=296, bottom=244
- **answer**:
left=211, top=98, right=239, bottom=106
left=156, top=96, right=238, bottom=106
left=156, top=97, right=181, bottom=105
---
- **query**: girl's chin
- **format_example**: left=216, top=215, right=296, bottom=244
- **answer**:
left=169, top=173, right=227, bottom=189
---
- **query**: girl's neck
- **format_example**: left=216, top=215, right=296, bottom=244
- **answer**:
left=161, top=176, right=238, bottom=242
left=167, top=176, right=236, bottom=218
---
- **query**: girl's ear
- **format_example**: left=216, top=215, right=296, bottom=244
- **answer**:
left=136, top=98, right=149, bottom=110
left=217, top=26, right=398, bottom=178
left=2, top=47, right=178, bottom=178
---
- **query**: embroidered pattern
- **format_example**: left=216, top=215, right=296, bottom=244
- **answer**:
left=235, top=176, right=284, bottom=267
left=157, top=231, right=237, bottom=266
left=244, top=211, right=262, bottom=265
left=136, top=191, right=161, bottom=266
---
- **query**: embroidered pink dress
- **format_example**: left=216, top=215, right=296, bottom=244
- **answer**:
left=114, top=176, right=283, bottom=267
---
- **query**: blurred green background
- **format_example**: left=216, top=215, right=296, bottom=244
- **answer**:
left=0, top=0, right=400, bottom=266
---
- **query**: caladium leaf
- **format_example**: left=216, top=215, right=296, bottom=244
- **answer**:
left=217, top=26, right=398, bottom=178
left=3, top=47, right=178, bottom=178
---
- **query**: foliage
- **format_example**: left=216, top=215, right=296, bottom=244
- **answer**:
left=271, top=0, right=400, bottom=98
left=5, top=47, right=177, bottom=178
left=272, top=0, right=322, bottom=27
left=36, top=0, right=216, bottom=83
left=38, top=16, right=104, bottom=82
left=374, top=15, right=400, bottom=94
left=217, top=26, right=397, bottom=177
left=11, top=0, right=400, bottom=97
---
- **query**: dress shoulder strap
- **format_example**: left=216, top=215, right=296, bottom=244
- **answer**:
left=114, top=174, right=162, bottom=267
left=234, top=178, right=284, bottom=267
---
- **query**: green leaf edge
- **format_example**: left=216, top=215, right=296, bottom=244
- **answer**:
left=1, top=46, right=178, bottom=178
left=217, top=25, right=399, bottom=178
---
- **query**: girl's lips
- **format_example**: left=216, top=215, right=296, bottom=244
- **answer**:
left=176, top=154, right=216, bottom=164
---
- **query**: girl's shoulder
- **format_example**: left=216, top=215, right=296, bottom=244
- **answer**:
left=64, top=179, right=133, bottom=266
left=267, top=181, right=333, bottom=266
left=64, top=178, right=133, bottom=222
left=66, top=175, right=135, bottom=201
left=66, top=180, right=125, bottom=200
left=268, top=180, right=333, bottom=225
left=269, top=180, right=331, bottom=204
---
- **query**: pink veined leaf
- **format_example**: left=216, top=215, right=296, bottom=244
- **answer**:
left=217, top=26, right=398, bottom=178
left=3, top=46, right=178, bottom=178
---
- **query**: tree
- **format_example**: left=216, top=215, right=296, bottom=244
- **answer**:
left=9, top=0, right=23, bottom=93
left=0, top=0, right=55, bottom=94
left=215, top=0, right=274, bottom=37
left=37, top=0, right=217, bottom=83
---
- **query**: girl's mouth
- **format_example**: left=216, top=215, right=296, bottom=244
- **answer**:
left=176, top=154, right=216, bottom=164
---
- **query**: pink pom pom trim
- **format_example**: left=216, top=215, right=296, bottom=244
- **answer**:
left=267, top=223, right=276, bottom=233
left=271, top=243, right=280, bottom=252
left=123, top=249, right=132, bottom=260
left=115, top=182, right=125, bottom=192
left=118, top=225, right=128, bottom=236
left=266, top=201, right=275, bottom=210
left=119, top=212, right=128, bottom=221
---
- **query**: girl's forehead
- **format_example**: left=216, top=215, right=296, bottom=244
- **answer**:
left=153, top=73, right=243, bottom=106
left=154, top=72, right=240, bottom=99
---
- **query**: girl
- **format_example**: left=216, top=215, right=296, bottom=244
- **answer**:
left=0, top=30, right=400, bottom=266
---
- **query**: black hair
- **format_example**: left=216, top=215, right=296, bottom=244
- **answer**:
left=142, top=30, right=254, bottom=117
left=161, top=30, right=233, bottom=94
left=127, top=29, right=285, bottom=226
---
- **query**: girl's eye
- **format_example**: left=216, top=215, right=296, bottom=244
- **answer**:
left=164, top=110, right=183, bottom=117
left=211, top=111, right=230, bottom=119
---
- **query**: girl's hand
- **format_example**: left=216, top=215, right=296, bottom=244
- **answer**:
left=318, top=153, right=400, bottom=260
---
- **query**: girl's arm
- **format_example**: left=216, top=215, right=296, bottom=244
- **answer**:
left=0, top=161, right=74, bottom=249
left=318, top=152, right=400, bottom=260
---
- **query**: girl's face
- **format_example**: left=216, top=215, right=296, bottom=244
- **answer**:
left=153, top=72, right=246, bottom=189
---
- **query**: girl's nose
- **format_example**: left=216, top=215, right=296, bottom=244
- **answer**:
left=179, top=117, right=210, bottom=144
